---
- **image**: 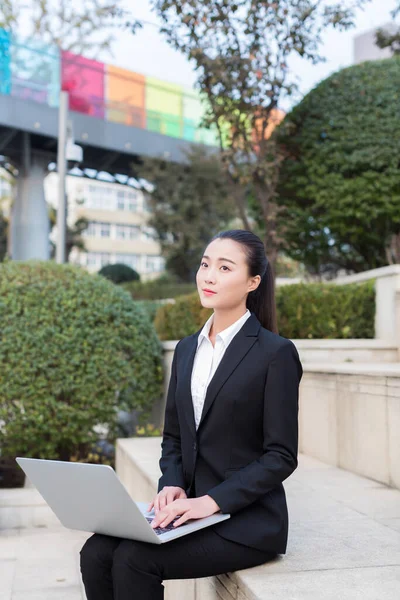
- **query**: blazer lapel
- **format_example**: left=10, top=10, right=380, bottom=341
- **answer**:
left=179, top=335, right=199, bottom=438
left=179, top=312, right=261, bottom=437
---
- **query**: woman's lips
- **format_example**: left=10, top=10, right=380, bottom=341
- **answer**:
left=203, top=290, right=216, bottom=296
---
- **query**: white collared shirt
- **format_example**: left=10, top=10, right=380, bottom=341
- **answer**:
left=191, top=309, right=251, bottom=430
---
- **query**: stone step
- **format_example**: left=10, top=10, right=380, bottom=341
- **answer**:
left=0, top=484, right=59, bottom=530
left=116, top=437, right=400, bottom=600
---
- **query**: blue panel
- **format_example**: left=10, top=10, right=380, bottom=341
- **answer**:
left=0, top=29, right=11, bottom=95
left=10, top=34, right=60, bottom=107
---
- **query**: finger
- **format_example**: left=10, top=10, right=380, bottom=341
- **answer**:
left=158, top=514, right=175, bottom=528
left=152, top=509, right=169, bottom=528
left=147, top=500, right=154, bottom=512
left=159, top=493, right=168, bottom=511
left=154, top=495, right=161, bottom=514
left=172, top=512, right=191, bottom=528
left=160, top=506, right=186, bottom=529
left=154, top=504, right=179, bottom=529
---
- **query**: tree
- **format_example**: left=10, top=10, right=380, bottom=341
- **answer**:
left=142, top=0, right=369, bottom=276
left=0, top=211, right=7, bottom=261
left=0, top=168, right=13, bottom=261
left=376, top=3, right=400, bottom=55
left=136, top=146, right=237, bottom=282
left=48, top=204, right=89, bottom=262
left=0, top=0, right=126, bottom=57
left=276, top=57, right=400, bottom=277
left=99, top=263, right=141, bottom=284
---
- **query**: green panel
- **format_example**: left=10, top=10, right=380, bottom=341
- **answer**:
left=183, top=118, right=196, bottom=141
left=146, top=110, right=182, bottom=138
left=163, top=114, right=181, bottom=138
left=146, top=110, right=163, bottom=133
left=146, top=76, right=182, bottom=117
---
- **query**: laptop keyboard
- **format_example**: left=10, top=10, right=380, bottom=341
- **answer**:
left=145, top=516, right=183, bottom=536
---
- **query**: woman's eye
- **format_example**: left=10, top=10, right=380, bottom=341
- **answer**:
left=200, top=262, right=230, bottom=271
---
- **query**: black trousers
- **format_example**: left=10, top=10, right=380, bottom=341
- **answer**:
left=80, top=526, right=277, bottom=600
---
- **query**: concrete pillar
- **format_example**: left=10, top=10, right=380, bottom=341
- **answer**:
left=10, top=132, right=50, bottom=260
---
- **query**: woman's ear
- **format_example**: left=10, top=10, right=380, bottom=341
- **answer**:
left=248, top=275, right=261, bottom=293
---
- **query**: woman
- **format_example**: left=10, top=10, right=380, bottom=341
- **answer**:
left=80, top=229, right=303, bottom=599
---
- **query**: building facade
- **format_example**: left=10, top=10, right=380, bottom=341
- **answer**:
left=44, top=173, right=165, bottom=280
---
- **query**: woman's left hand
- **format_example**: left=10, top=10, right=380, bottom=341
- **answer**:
left=150, top=495, right=221, bottom=529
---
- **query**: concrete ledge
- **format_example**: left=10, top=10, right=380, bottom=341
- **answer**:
left=299, top=363, right=400, bottom=488
left=116, top=437, right=400, bottom=600
left=0, top=487, right=60, bottom=530
left=157, top=348, right=400, bottom=490
left=162, top=339, right=400, bottom=366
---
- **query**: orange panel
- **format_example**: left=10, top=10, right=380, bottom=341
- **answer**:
left=106, top=65, right=145, bottom=128
left=252, top=108, right=285, bottom=145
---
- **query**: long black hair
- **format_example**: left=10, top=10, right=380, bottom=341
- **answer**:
left=208, top=229, right=278, bottom=334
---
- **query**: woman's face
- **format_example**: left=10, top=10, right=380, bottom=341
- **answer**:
left=196, top=238, right=261, bottom=311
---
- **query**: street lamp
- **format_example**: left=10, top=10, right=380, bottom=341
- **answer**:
left=56, top=90, right=83, bottom=264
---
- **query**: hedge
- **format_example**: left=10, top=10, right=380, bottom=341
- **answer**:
left=0, top=260, right=163, bottom=461
left=122, top=279, right=196, bottom=300
left=154, top=280, right=375, bottom=340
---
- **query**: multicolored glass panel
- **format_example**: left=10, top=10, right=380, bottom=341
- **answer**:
left=0, top=28, right=219, bottom=146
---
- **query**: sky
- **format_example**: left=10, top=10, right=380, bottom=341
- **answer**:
left=100, top=0, right=397, bottom=110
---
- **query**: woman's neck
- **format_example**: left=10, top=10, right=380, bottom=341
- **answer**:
left=209, top=307, right=248, bottom=338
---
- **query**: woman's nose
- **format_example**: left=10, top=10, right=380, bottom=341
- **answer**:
left=205, top=274, right=216, bottom=284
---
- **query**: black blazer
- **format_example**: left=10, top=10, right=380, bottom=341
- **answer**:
left=157, top=311, right=303, bottom=554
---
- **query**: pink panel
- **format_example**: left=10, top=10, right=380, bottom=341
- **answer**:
left=61, top=51, right=105, bottom=118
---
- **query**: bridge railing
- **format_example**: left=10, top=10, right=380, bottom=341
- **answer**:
left=0, top=28, right=219, bottom=147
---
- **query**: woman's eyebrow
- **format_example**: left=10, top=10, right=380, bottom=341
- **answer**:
left=202, top=255, right=237, bottom=265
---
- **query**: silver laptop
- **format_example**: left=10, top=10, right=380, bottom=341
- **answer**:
left=15, top=457, right=230, bottom=544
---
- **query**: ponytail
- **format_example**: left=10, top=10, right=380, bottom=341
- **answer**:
left=246, top=261, right=278, bottom=334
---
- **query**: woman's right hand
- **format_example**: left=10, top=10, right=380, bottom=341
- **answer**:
left=147, top=486, right=187, bottom=514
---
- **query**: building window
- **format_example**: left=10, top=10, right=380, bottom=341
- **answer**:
left=117, top=190, right=125, bottom=211
left=116, top=224, right=140, bottom=240
left=84, top=221, right=111, bottom=238
left=85, top=222, right=96, bottom=237
left=100, top=222, right=111, bottom=238
left=82, top=183, right=145, bottom=213
left=84, top=184, right=115, bottom=210
left=86, top=252, right=111, bottom=268
left=145, top=254, right=163, bottom=273
left=128, top=191, right=138, bottom=212
left=116, top=188, right=140, bottom=212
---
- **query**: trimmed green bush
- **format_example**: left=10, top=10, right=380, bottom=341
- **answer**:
left=99, top=263, right=140, bottom=284
left=277, top=56, right=400, bottom=273
left=0, top=261, right=163, bottom=461
left=134, top=299, right=169, bottom=323
left=154, top=280, right=375, bottom=340
left=122, top=272, right=196, bottom=300
left=154, top=292, right=212, bottom=341
left=275, top=280, right=375, bottom=339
